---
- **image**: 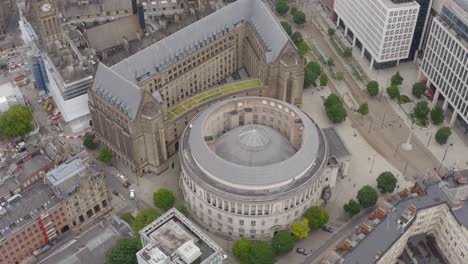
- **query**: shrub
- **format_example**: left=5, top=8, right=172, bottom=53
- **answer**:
left=358, top=102, right=369, bottom=115
left=291, top=31, right=303, bottom=46
left=386, top=85, right=400, bottom=99
left=357, top=185, right=378, bottom=208
left=275, top=1, right=289, bottom=15
left=343, top=47, right=353, bottom=60
left=412, top=82, right=426, bottom=98
left=328, top=28, right=335, bottom=36
left=297, top=41, right=310, bottom=56
left=391, top=71, right=403, bottom=86
left=319, top=74, right=328, bottom=86
left=83, top=134, right=98, bottom=150
left=280, top=21, right=292, bottom=36
left=413, top=101, right=430, bottom=120
left=293, top=10, right=306, bottom=25
left=376, top=171, right=397, bottom=193
left=120, top=213, right=135, bottom=226
left=290, top=7, right=298, bottom=15
left=430, top=106, right=444, bottom=125
left=97, top=148, right=112, bottom=163
left=367, top=81, right=379, bottom=96
left=435, top=127, right=451, bottom=145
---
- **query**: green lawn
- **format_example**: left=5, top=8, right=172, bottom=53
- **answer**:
left=167, top=79, right=262, bottom=120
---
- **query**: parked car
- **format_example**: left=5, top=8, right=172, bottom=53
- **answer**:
left=112, top=190, right=118, bottom=196
left=296, top=248, right=309, bottom=255
left=117, top=174, right=130, bottom=188
left=322, top=226, right=334, bottom=233
left=129, top=189, right=135, bottom=200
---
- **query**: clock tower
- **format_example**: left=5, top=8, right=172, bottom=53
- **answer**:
left=36, top=0, right=63, bottom=49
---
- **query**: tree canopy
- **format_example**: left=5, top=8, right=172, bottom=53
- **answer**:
left=430, top=106, right=444, bottom=125
left=326, top=103, right=347, bottom=123
left=83, top=134, right=99, bottom=150
left=175, top=204, right=189, bottom=217
left=412, top=82, right=426, bottom=98
left=153, top=188, right=176, bottom=210
left=133, top=209, right=161, bottom=235
left=358, top=102, right=369, bottom=116
left=275, top=1, right=289, bottom=15
left=0, top=105, right=34, bottom=140
left=386, top=85, right=400, bottom=99
left=324, top=94, right=341, bottom=108
left=304, top=62, right=321, bottom=87
left=290, top=7, right=298, bottom=15
left=293, top=11, right=306, bottom=25
left=344, top=199, right=361, bottom=216
left=280, top=21, right=292, bottom=36
left=271, top=230, right=294, bottom=255
left=290, top=218, right=310, bottom=240
left=97, top=148, right=113, bottom=163
left=249, top=242, right=275, bottom=264
left=233, top=239, right=253, bottom=264
left=435, top=127, right=451, bottom=145
left=413, top=101, right=430, bottom=120
left=304, top=206, right=329, bottom=229
left=367, top=81, right=379, bottom=97
left=376, top=171, right=397, bottom=193
left=297, top=41, right=310, bottom=56
left=106, top=238, right=140, bottom=264
left=390, top=71, right=404, bottom=86
left=319, top=74, right=328, bottom=86
left=357, top=185, right=378, bottom=208
left=291, top=31, right=303, bottom=46
left=343, top=47, right=353, bottom=60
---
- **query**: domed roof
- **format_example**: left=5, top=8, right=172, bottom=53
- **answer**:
left=214, top=125, right=295, bottom=167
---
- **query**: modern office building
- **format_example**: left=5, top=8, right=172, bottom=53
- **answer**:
left=334, top=0, right=420, bottom=69
left=137, top=208, right=224, bottom=264
left=419, top=0, right=468, bottom=127
left=89, top=0, right=305, bottom=175
left=179, top=97, right=351, bottom=239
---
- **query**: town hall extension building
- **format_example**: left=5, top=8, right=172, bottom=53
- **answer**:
left=89, top=0, right=305, bottom=175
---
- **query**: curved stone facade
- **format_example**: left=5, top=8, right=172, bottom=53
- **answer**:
left=179, top=97, right=331, bottom=239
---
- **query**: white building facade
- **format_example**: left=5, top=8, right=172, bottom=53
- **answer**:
left=419, top=1, right=468, bottom=127
left=334, top=0, right=420, bottom=69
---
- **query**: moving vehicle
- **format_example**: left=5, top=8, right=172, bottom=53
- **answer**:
left=322, top=226, right=334, bottom=233
left=296, top=248, right=309, bottom=255
left=129, top=189, right=135, bottom=200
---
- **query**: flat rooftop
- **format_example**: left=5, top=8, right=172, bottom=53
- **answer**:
left=381, top=0, right=420, bottom=9
left=343, top=181, right=468, bottom=263
left=0, top=182, right=60, bottom=241
left=45, top=158, right=84, bottom=186
left=138, top=209, right=222, bottom=264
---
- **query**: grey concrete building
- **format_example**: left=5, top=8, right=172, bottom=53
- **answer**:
left=89, top=0, right=305, bottom=175
left=179, top=97, right=350, bottom=239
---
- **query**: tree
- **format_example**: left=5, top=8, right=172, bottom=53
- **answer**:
left=326, top=103, right=347, bottom=123
left=305, top=206, right=329, bottom=229
left=357, top=185, right=378, bottom=208
left=343, top=47, right=353, bottom=60
left=290, top=7, right=298, bottom=15
left=291, top=31, right=303, bottom=46
left=358, top=102, right=369, bottom=116
left=327, top=58, right=334, bottom=67
left=297, top=41, right=310, bottom=56
left=83, top=134, right=98, bottom=150
left=412, top=82, right=426, bottom=98
left=435, top=127, right=451, bottom=145
left=376, top=171, right=398, bottom=193
left=175, top=204, right=189, bottom=217
left=319, top=74, right=328, bottom=86
left=106, top=238, right=140, bottom=264
left=324, top=94, right=341, bottom=108
left=328, top=28, right=335, bottom=36
left=430, top=106, right=444, bottom=125
left=386, top=85, right=400, bottom=99
left=413, top=101, right=430, bottom=120
left=391, top=71, right=404, bottom=86
left=307, top=61, right=321, bottom=76
left=293, top=11, right=306, bottom=25
left=233, top=239, right=252, bottom=264
left=249, top=242, right=275, bottom=264
left=133, top=209, right=161, bottom=235
left=275, top=1, right=289, bottom=15
left=304, top=62, right=320, bottom=87
left=97, top=148, right=113, bottom=163
left=290, top=218, right=310, bottom=240
left=120, top=213, right=135, bottom=226
left=281, top=21, right=292, bottom=36
left=153, top=188, right=176, bottom=210
left=344, top=199, right=361, bottom=216
left=271, top=230, right=294, bottom=255
left=0, top=105, right=34, bottom=140
left=367, top=81, right=379, bottom=97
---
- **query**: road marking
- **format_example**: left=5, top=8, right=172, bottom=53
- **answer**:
left=118, top=194, right=126, bottom=201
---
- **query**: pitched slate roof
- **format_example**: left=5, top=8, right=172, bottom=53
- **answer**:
left=92, top=0, right=289, bottom=119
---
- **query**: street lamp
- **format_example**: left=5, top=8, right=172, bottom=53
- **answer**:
left=438, top=143, right=453, bottom=171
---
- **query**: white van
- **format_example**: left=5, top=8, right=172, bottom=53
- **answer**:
left=129, top=189, right=135, bottom=200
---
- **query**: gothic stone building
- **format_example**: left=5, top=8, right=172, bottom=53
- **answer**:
left=89, top=0, right=304, bottom=175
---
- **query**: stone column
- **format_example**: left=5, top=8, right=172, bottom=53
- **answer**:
left=417, top=69, right=422, bottom=81
left=370, top=57, right=374, bottom=70
left=361, top=47, right=365, bottom=58
left=449, top=111, right=458, bottom=127
left=336, top=16, right=340, bottom=27
left=442, top=99, right=449, bottom=111
left=431, top=89, right=440, bottom=108
left=352, top=36, right=357, bottom=47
